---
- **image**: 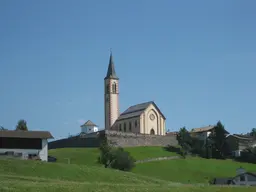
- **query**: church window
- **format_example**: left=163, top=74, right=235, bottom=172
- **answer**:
left=119, top=124, right=121, bottom=131
left=124, top=123, right=126, bottom=132
left=112, top=83, right=117, bottom=93
left=106, top=84, right=109, bottom=93
left=129, top=122, right=132, bottom=131
left=135, top=120, right=137, bottom=127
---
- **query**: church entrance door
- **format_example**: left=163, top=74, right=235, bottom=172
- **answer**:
left=150, top=129, right=155, bottom=135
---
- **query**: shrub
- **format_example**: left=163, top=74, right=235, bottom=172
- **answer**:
left=109, top=147, right=135, bottom=171
left=98, top=137, right=135, bottom=171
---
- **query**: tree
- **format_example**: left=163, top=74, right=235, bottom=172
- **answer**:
left=0, top=126, right=7, bottom=130
left=98, top=137, right=135, bottom=171
left=250, top=128, right=256, bottom=138
left=16, top=119, right=28, bottom=131
left=176, top=127, right=192, bottom=158
left=109, top=147, right=135, bottom=171
left=208, top=121, right=227, bottom=159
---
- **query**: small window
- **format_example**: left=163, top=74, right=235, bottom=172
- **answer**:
left=240, top=175, right=245, bottom=182
left=129, top=122, right=132, bottom=131
left=106, top=84, right=109, bottom=93
left=135, top=120, right=137, bottom=127
left=124, top=123, right=126, bottom=132
left=119, top=124, right=121, bottom=131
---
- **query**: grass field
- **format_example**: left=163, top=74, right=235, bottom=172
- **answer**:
left=133, top=157, right=256, bottom=184
left=1, top=147, right=256, bottom=191
left=1, top=159, right=256, bottom=192
left=48, top=146, right=178, bottom=165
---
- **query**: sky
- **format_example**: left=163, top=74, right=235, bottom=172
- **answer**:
left=0, top=0, right=256, bottom=140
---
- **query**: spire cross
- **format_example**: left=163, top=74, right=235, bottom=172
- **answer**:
left=110, top=48, right=112, bottom=54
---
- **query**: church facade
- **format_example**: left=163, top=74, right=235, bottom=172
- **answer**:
left=104, top=53, right=166, bottom=135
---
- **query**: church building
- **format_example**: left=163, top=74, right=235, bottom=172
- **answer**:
left=104, top=52, right=166, bottom=135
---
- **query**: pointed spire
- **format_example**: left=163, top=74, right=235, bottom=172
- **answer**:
left=104, top=49, right=119, bottom=80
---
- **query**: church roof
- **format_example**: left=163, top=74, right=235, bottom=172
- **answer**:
left=104, top=52, right=119, bottom=80
left=116, top=101, right=166, bottom=121
left=81, top=120, right=97, bottom=127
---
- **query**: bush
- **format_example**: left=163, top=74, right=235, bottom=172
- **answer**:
left=109, top=147, right=135, bottom=171
left=98, top=138, right=135, bottom=171
left=235, top=150, right=256, bottom=164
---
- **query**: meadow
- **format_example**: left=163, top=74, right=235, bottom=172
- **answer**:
left=1, top=146, right=256, bottom=191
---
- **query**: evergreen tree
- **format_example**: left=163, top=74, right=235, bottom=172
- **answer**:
left=16, top=119, right=28, bottom=131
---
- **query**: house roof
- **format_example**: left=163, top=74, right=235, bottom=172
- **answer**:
left=231, top=134, right=255, bottom=140
left=232, top=172, right=256, bottom=180
left=190, top=125, right=215, bottom=133
left=0, top=130, right=54, bottom=139
left=116, top=101, right=166, bottom=121
left=191, top=125, right=229, bottom=134
left=213, top=177, right=233, bottom=185
left=81, top=120, right=97, bottom=127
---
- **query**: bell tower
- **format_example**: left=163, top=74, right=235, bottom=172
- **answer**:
left=104, top=51, right=119, bottom=130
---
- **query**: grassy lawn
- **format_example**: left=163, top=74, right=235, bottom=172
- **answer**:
left=132, top=157, right=256, bottom=184
left=1, top=159, right=256, bottom=191
left=48, top=146, right=178, bottom=165
left=1, top=178, right=256, bottom=192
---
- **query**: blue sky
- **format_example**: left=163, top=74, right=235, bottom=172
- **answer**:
left=0, top=0, right=256, bottom=139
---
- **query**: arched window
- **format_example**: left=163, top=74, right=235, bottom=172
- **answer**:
left=129, top=122, right=132, bottom=131
left=124, top=123, right=126, bottom=132
left=112, top=83, right=117, bottom=93
left=135, top=120, right=137, bottom=127
left=150, top=129, right=155, bottom=135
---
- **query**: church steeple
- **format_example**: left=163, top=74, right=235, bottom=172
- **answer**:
left=104, top=51, right=119, bottom=80
left=104, top=50, right=120, bottom=130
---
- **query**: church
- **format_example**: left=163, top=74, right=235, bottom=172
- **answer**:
left=104, top=52, right=166, bottom=135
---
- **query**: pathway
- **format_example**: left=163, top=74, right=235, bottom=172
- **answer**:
left=135, top=156, right=181, bottom=164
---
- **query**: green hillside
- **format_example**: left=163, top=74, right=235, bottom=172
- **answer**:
left=133, top=157, right=256, bottom=184
left=1, top=159, right=255, bottom=192
left=1, top=147, right=256, bottom=191
left=48, top=146, right=178, bottom=165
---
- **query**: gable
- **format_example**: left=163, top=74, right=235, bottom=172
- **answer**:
left=232, top=172, right=256, bottom=182
left=116, top=101, right=166, bottom=122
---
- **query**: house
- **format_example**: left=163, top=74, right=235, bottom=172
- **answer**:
left=190, top=125, right=229, bottom=145
left=0, top=130, right=53, bottom=161
left=212, top=168, right=256, bottom=186
left=80, top=120, right=99, bottom=134
left=226, top=134, right=256, bottom=157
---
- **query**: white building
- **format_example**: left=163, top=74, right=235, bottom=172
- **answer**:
left=0, top=130, right=53, bottom=161
left=80, top=120, right=99, bottom=134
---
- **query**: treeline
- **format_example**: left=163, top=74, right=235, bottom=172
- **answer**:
left=0, top=119, right=28, bottom=131
left=176, top=121, right=256, bottom=163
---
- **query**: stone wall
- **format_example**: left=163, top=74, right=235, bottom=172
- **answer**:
left=105, top=130, right=178, bottom=147
left=48, top=130, right=178, bottom=149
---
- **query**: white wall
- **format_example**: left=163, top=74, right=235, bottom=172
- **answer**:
left=81, top=125, right=99, bottom=134
left=0, top=139, right=49, bottom=162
